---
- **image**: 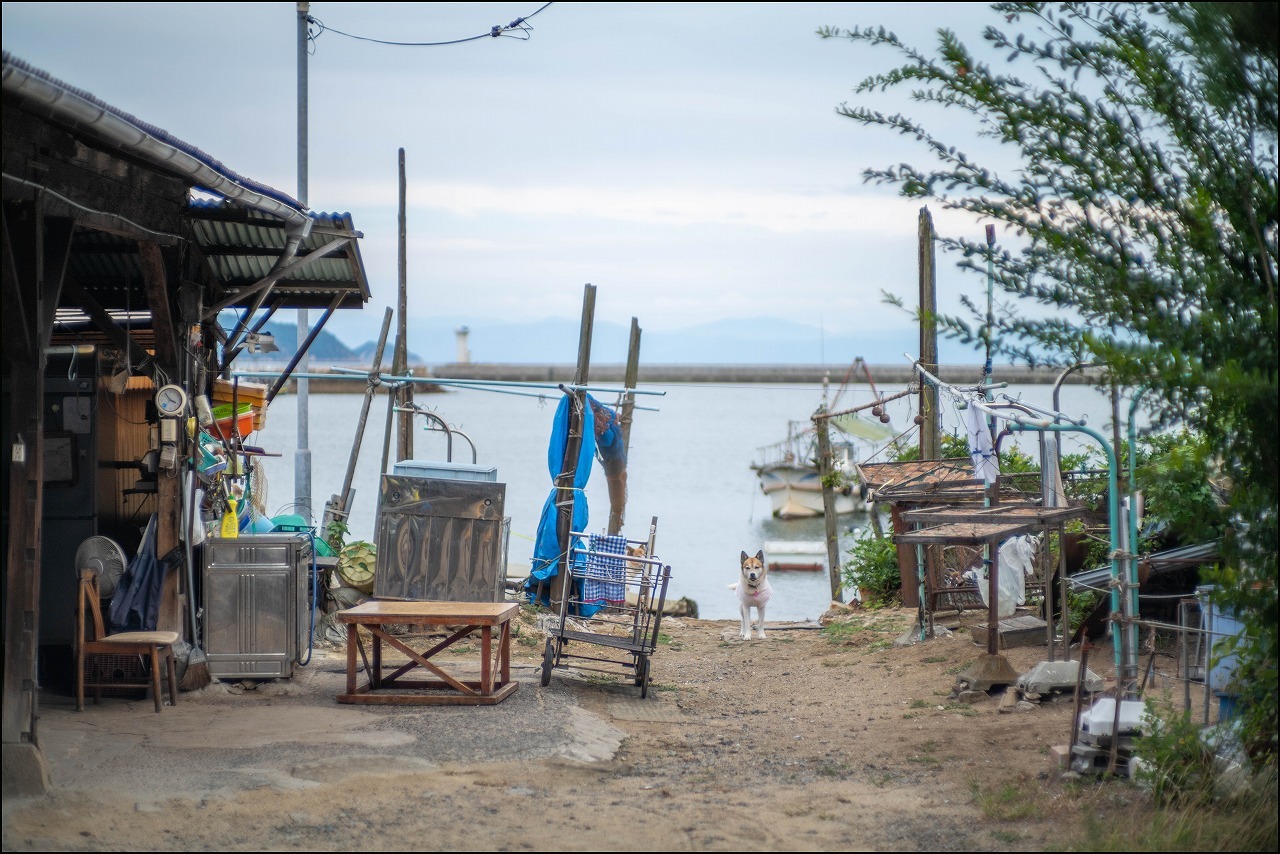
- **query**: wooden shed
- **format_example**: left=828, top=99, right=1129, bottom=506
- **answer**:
left=2, top=51, right=371, bottom=794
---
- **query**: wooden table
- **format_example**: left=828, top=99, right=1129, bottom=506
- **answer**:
left=336, top=600, right=519, bottom=705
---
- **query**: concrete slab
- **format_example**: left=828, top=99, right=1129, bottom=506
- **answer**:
left=24, top=647, right=625, bottom=802
left=957, top=653, right=1021, bottom=691
left=1016, top=660, right=1104, bottom=695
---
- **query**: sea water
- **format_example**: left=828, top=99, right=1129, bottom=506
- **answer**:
left=249, top=380, right=1134, bottom=621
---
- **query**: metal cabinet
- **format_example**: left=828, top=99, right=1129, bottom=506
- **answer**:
left=202, top=534, right=310, bottom=679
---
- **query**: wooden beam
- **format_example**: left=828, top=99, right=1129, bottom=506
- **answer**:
left=2, top=203, right=36, bottom=361
left=59, top=278, right=153, bottom=372
left=2, top=358, right=44, bottom=747
left=137, top=241, right=178, bottom=375
left=39, top=215, right=76, bottom=354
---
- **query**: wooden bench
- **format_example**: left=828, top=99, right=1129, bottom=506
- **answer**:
left=336, top=600, right=518, bottom=705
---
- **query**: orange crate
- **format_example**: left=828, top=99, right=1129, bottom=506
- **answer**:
left=210, top=403, right=255, bottom=440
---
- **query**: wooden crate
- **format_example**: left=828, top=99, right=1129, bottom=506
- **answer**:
left=971, top=614, right=1048, bottom=649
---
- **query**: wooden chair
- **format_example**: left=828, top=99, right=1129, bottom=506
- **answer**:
left=75, top=567, right=179, bottom=712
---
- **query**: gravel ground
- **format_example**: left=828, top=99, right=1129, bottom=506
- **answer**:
left=3, top=605, right=1151, bottom=851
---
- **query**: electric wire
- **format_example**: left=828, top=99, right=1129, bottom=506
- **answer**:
left=307, top=2, right=553, bottom=48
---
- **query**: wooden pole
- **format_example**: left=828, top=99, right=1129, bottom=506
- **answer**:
left=815, top=409, right=843, bottom=604
left=552, top=284, right=596, bottom=600
left=394, top=148, right=413, bottom=463
left=608, top=318, right=641, bottom=535
left=918, top=207, right=940, bottom=461
left=330, top=306, right=394, bottom=534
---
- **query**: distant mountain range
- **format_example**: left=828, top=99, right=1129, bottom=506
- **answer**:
left=231, top=316, right=968, bottom=367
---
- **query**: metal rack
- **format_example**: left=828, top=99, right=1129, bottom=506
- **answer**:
left=540, top=517, right=671, bottom=698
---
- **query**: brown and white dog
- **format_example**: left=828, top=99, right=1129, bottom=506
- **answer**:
left=731, top=550, right=772, bottom=640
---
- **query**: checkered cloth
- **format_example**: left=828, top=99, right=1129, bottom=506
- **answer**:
left=581, top=533, right=628, bottom=605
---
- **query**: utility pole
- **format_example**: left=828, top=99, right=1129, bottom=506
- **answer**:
left=918, top=206, right=939, bottom=460
left=394, top=148, right=413, bottom=463
left=295, top=1, right=312, bottom=520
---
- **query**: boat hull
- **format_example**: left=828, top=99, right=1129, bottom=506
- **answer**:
left=754, top=464, right=859, bottom=519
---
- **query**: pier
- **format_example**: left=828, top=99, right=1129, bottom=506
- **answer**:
left=420, top=363, right=1079, bottom=385
left=260, top=363, right=1089, bottom=391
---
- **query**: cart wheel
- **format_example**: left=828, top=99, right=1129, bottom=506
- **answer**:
left=637, top=657, right=650, bottom=699
left=540, top=638, right=555, bottom=687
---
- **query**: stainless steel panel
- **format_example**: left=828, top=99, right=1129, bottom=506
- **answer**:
left=202, top=534, right=309, bottom=679
left=374, top=475, right=507, bottom=602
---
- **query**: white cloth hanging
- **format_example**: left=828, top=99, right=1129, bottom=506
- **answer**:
left=964, top=402, right=1000, bottom=484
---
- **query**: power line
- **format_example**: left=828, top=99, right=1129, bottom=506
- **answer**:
left=307, top=2, right=553, bottom=48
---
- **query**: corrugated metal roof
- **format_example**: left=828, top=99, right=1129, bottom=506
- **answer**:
left=188, top=202, right=370, bottom=310
left=3, top=51, right=305, bottom=225
left=5, top=52, right=371, bottom=313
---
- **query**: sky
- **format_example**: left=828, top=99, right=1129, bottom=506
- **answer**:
left=3, top=2, right=1016, bottom=363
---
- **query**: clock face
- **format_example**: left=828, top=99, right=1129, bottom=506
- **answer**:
left=155, top=384, right=188, bottom=415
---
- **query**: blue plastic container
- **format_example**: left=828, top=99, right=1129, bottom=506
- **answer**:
left=1200, top=587, right=1245, bottom=693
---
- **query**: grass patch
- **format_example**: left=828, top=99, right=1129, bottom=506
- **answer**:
left=971, top=777, right=1043, bottom=821
left=1069, top=787, right=1277, bottom=851
left=909, top=699, right=931, bottom=709
left=922, top=655, right=948, bottom=664
left=820, top=621, right=864, bottom=644
left=945, top=659, right=974, bottom=675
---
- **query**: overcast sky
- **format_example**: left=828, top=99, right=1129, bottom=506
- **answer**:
left=4, top=2, right=1012, bottom=360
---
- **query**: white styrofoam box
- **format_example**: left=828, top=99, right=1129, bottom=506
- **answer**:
left=392, top=460, right=498, bottom=482
left=1078, top=698, right=1147, bottom=741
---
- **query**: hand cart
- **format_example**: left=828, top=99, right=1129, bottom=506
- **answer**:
left=539, top=517, right=672, bottom=698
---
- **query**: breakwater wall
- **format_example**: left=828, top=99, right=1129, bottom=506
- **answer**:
left=432, top=363, right=1086, bottom=385
left=267, top=363, right=1092, bottom=392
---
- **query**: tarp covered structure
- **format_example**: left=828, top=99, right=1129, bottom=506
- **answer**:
left=525, top=392, right=624, bottom=613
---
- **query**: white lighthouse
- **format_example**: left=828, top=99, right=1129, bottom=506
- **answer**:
left=454, top=326, right=471, bottom=364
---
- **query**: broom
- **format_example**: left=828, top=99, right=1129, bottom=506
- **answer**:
left=180, top=455, right=212, bottom=691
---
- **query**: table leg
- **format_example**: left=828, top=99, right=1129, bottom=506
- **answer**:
left=372, top=625, right=383, bottom=689
left=346, top=624, right=357, bottom=695
left=499, top=621, right=511, bottom=686
left=481, top=625, right=493, bottom=695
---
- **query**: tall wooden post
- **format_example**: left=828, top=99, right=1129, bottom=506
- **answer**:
left=608, top=318, right=641, bottom=535
left=918, top=206, right=940, bottom=460
left=552, top=285, right=596, bottom=600
left=815, top=410, right=843, bottom=604
left=394, top=148, right=413, bottom=463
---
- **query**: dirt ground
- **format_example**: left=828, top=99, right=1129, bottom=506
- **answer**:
left=2, top=605, right=1155, bottom=852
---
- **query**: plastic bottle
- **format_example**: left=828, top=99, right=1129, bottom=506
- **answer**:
left=220, top=497, right=240, bottom=538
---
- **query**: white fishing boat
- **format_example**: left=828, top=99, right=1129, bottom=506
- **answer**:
left=750, top=421, right=861, bottom=519
left=751, top=410, right=898, bottom=520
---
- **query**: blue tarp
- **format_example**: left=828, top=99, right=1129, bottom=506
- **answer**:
left=525, top=392, right=624, bottom=611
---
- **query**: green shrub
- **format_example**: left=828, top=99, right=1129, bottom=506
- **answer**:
left=842, top=531, right=900, bottom=606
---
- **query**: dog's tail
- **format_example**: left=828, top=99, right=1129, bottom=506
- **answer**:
left=728, top=583, right=739, bottom=591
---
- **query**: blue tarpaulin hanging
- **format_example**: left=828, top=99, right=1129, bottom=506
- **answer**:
left=525, top=392, right=624, bottom=610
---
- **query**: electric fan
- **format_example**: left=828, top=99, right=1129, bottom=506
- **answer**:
left=74, top=536, right=128, bottom=598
